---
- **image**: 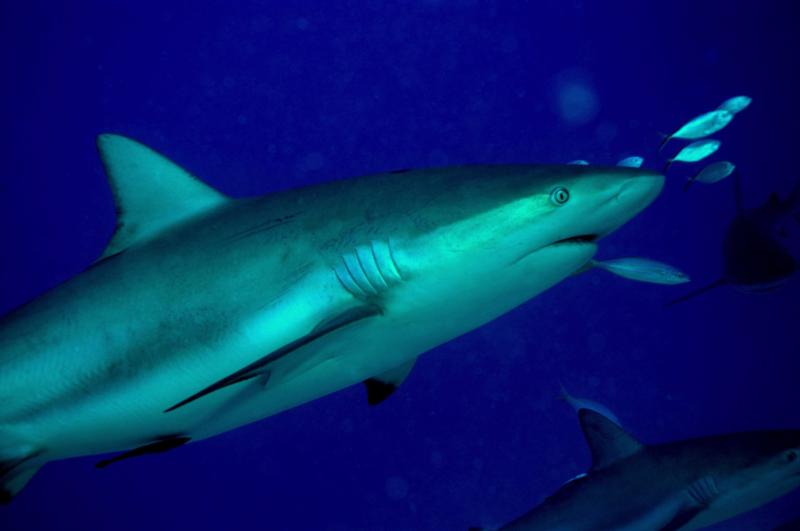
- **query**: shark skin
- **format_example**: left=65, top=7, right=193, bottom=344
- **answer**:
left=0, top=135, right=663, bottom=501
left=485, top=410, right=800, bottom=531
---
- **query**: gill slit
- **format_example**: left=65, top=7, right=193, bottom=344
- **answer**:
left=343, top=256, right=374, bottom=296
left=368, top=244, right=391, bottom=289
left=353, top=250, right=380, bottom=294
left=387, top=239, right=404, bottom=280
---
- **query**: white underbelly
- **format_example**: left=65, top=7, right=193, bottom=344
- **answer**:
left=8, top=311, right=422, bottom=461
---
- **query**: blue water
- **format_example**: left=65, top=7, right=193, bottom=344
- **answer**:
left=1, top=2, right=799, bottom=530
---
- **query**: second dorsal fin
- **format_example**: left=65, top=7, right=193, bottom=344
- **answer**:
left=96, top=134, right=229, bottom=259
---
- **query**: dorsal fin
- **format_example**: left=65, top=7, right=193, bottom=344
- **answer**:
left=578, top=409, right=642, bottom=471
left=96, top=134, right=228, bottom=259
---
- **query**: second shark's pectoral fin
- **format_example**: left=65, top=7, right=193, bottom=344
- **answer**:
left=96, top=134, right=229, bottom=260
left=363, top=358, right=418, bottom=405
left=659, top=476, right=719, bottom=531
left=95, top=435, right=191, bottom=469
left=165, top=304, right=382, bottom=413
left=578, top=409, right=642, bottom=471
left=666, top=278, right=726, bottom=307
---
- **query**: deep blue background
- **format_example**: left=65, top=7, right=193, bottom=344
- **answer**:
left=1, top=1, right=799, bottom=530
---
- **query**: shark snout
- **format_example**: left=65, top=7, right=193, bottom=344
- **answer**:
left=592, top=171, right=664, bottom=238
left=614, top=172, right=665, bottom=207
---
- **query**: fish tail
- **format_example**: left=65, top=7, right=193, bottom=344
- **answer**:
left=666, top=278, right=726, bottom=307
left=587, top=259, right=606, bottom=272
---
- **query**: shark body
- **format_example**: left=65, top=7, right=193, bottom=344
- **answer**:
left=482, top=409, right=800, bottom=531
left=0, top=135, right=663, bottom=501
left=670, top=175, right=799, bottom=305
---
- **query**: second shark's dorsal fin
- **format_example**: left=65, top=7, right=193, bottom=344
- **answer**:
left=578, top=409, right=642, bottom=471
left=96, top=134, right=229, bottom=259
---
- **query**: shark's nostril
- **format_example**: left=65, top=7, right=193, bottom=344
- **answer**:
left=614, top=175, right=665, bottom=204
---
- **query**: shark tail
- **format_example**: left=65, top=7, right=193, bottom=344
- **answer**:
left=0, top=430, right=44, bottom=504
left=666, top=278, right=726, bottom=307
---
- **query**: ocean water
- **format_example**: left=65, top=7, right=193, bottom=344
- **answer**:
left=1, top=2, right=799, bottom=530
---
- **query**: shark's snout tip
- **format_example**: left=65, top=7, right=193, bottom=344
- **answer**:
left=618, top=172, right=665, bottom=206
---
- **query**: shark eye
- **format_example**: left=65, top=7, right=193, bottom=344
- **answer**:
left=785, top=450, right=798, bottom=463
left=550, top=187, right=570, bottom=206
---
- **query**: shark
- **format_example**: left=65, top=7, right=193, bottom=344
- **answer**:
left=0, top=134, right=663, bottom=502
left=474, top=409, right=800, bottom=530
left=669, top=174, right=800, bottom=305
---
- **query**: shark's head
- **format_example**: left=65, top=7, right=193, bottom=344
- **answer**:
left=387, top=164, right=663, bottom=330
left=693, top=430, right=800, bottom=526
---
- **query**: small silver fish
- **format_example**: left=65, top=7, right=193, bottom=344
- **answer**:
left=560, top=384, right=622, bottom=427
left=617, top=156, right=644, bottom=168
left=568, top=159, right=589, bottom=165
left=718, top=95, right=752, bottom=115
left=659, top=109, right=733, bottom=151
left=663, top=139, right=721, bottom=172
left=592, top=257, right=690, bottom=285
left=684, top=160, right=736, bottom=191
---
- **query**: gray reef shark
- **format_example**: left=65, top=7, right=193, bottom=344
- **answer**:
left=0, top=134, right=663, bottom=501
left=475, top=409, right=800, bottom=530
left=669, top=174, right=799, bottom=305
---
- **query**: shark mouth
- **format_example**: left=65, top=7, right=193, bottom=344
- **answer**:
left=553, top=234, right=599, bottom=245
left=512, top=233, right=600, bottom=265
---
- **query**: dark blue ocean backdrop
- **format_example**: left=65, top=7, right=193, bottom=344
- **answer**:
left=1, top=1, right=799, bottom=530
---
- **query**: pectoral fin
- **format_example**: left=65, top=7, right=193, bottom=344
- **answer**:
left=659, top=476, right=718, bottom=531
left=363, top=358, right=417, bottom=405
left=95, top=436, right=191, bottom=468
left=165, top=304, right=381, bottom=413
